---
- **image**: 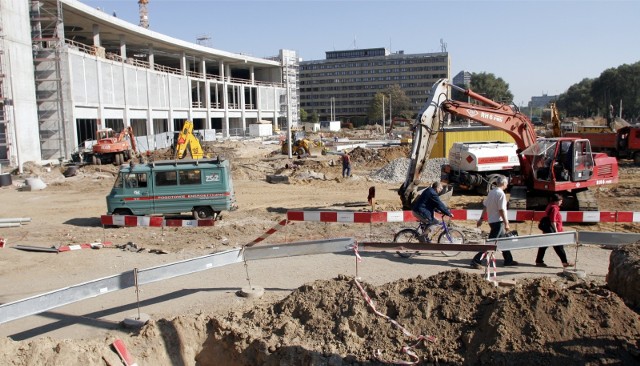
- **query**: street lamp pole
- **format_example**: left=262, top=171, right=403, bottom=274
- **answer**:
left=382, top=95, right=385, bottom=137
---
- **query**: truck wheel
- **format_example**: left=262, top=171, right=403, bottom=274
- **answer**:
left=296, top=147, right=306, bottom=156
left=112, top=208, right=132, bottom=216
left=634, top=152, right=640, bottom=166
left=93, top=155, right=101, bottom=165
left=193, top=206, right=214, bottom=220
left=114, top=154, right=121, bottom=165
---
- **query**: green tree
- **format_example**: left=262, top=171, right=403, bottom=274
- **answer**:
left=367, top=84, right=412, bottom=122
left=556, top=61, right=640, bottom=119
left=299, top=108, right=308, bottom=122
left=310, top=110, right=319, bottom=124
left=556, top=78, right=595, bottom=117
left=469, top=72, right=514, bottom=104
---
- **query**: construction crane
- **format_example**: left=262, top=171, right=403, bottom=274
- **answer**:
left=138, top=0, right=149, bottom=29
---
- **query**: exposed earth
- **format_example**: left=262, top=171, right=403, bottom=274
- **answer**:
left=0, top=129, right=639, bottom=365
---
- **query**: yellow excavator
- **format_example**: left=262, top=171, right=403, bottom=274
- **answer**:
left=174, top=120, right=205, bottom=159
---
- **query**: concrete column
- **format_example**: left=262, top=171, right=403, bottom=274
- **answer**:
left=92, top=24, right=101, bottom=47
left=148, top=44, right=154, bottom=70
left=250, top=66, right=255, bottom=84
left=225, top=64, right=231, bottom=82
left=145, top=69, right=154, bottom=136
left=200, top=58, right=206, bottom=78
left=180, top=52, right=186, bottom=76
left=119, top=35, right=127, bottom=61
left=218, top=60, right=224, bottom=80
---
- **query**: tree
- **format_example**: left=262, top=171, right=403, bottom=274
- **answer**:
left=299, top=108, right=308, bottom=122
left=556, top=61, right=640, bottom=119
left=470, top=72, right=513, bottom=104
left=367, top=84, right=412, bottom=122
left=310, top=110, right=319, bottom=124
left=556, top=78, right=595, bottom=117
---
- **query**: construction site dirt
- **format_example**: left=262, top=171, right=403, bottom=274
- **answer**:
left=0, top=133, right=639, bottom=365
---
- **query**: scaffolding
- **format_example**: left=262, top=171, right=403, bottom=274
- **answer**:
left=0, top=1, right=8, bottom=164
left=30, top=0, right=67, bottom=160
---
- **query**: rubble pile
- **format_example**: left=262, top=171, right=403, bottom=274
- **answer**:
left=370, top=157, right=447, bottom=184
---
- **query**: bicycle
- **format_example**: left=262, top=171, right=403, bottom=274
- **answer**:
left=393, top=215, right=466, bottom=258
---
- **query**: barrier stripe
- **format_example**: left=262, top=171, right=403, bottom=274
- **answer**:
left=286, top=210, right=640, bottom=224
left=100, top=215, right=214, bottom=227
left=246, top=219, right=289, bottom=247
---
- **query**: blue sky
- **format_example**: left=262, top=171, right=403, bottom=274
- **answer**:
left=82, top=0, right=640, bottom=105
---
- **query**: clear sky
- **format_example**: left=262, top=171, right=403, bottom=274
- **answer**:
left=81, top=0, right=640, bottom=105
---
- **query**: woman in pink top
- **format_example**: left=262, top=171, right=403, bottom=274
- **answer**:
left=535, top=193, right=574, bottom=268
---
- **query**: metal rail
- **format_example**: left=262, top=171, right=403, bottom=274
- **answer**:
left=0, top=238, right=353, bottom=325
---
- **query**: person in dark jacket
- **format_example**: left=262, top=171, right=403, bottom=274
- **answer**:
left=411, top=181, right=452, bottom=226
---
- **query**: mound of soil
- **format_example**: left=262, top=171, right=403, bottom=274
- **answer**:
left=608, top=243, right=640, bottom=311
left=204, top=271, right=640, bottom=365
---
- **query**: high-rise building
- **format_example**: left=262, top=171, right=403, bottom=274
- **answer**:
left=298, top=48, right=450, bottom=122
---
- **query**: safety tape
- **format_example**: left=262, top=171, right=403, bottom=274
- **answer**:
left=353, top=241, right=362, bottom=262
left=480, top=250, right=498, bottom=283
left=245, top=219, right=289, bottom=247
left=353, top=278, right=436, bottom=365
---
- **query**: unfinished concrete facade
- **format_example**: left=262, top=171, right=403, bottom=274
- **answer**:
left=0, top=0, right=298, bottom=169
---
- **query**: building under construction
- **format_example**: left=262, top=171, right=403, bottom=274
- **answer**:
left=0, top=0, right=298, bottom=169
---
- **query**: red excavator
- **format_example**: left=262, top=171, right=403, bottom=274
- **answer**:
left=91, top=126, right=137, bottom=165
left=399, top=79, right=619, bottom=211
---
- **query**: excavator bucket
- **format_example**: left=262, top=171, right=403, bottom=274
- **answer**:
left=399, top=79, right=449, bottom=209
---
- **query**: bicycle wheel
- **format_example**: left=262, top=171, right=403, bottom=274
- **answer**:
left=393, top=228, right=422, bottom=258
left=438, top=228, right=465, bottom=257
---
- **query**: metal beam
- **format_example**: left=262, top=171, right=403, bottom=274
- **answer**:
left=357, top=242, right=496, bottom=252
left=492, top=232, right=577, bottom=251
left=0, top=238, right=354, bottom=325
left=577, top=231, right=640, bottom=246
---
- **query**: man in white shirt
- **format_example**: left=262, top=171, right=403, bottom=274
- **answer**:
left=471, top=175, right=518, bottom=268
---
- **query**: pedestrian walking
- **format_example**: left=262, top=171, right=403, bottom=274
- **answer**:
left=535, top=194, right=574, bottom=268
left=471, top=175, right=517, bottom=268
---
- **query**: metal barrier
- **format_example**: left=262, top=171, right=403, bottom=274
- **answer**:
left=0, top=238, right=353, bottom=325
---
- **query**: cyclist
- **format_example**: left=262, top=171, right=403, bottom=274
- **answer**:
left=411, top=181, right=453, bottom=230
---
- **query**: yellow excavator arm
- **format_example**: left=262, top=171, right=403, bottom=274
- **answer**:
left=175, top=120, right=205, bottom=159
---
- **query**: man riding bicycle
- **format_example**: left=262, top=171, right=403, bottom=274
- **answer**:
left=411, top=181, right=453, bottom=228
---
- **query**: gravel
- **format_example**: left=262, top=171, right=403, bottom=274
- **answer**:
left=369, top=157, right=448, bottom=184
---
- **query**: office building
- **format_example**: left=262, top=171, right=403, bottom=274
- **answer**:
left=298, top=48, right=450, bottom=122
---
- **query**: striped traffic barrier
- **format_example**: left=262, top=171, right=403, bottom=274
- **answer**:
left=286, top=209, right=640, bottom=224
left=100, top=215, right=214, bottom=227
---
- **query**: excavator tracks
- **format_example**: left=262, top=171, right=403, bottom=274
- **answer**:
left=507, top=186, right=527, bottom=210
left=576, top=189, right=599, bottom=211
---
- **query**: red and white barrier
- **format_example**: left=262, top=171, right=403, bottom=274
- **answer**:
left=101, top=215, right=214, bottom=227
left=287, top=209, right=640, bottom=224
left=58, top=241, right=113, bottom=252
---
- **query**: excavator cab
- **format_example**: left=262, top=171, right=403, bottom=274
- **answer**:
left=525, top=138, right=594, bottom=183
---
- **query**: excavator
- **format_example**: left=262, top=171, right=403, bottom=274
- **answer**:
left=174, top=120, right=205, bottom=159
left=399, top=79, right=619, bottom=211
left=91, top=126, right=137, bottom=165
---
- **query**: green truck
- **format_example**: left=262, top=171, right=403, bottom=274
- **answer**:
left=106, top=158, right=237, bottom=219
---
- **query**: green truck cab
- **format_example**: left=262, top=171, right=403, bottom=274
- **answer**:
left=106, top=158, right=237, bottom=219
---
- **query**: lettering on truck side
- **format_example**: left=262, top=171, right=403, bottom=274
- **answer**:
left=123, top=192, right=230, bottom=201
